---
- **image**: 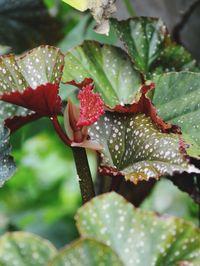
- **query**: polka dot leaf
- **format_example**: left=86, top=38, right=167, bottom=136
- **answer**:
left=88, top=112, right=199, bottom=184
left=152, top=72, right=200, bottom=159
left=0, top=125, right=16, bottom=187
left=76, top=192, right=200, bottom=266
left=49, top=238, right=123, bottom=266
left=62, top=41, right=143, bottom=108
left=0, top=232, right=57, bottom=266
left=110, top=17, right=198, bottom=76
left=0, top=45, right=64, bottom=130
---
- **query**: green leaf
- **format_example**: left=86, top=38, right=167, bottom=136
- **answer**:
left=0, top=45, right=64, bottom=131
left=49, top=238, right=122, bottom=266
left=0, top=45, right=64, bottom=93
left=76, top=192, right=200, bottom=266
left=152, top=72, right=200, bottom=159
left=0, top=0, right=62, bottom=54
left=0, top=126, right=16, bottom=187
left=62, top=41, right=143, bottom=108
left=110, top=17, right=197, bottom=76
left=0, top=232, right=56, bottom=266
left=88, top=112, right=199, bottom=183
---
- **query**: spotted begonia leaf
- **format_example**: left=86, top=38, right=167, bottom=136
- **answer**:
left=49, top=238, right=122, bottom=266
left=62, top=41, right=143, bottom=108
left=152, top=72, right=200, bottom=159
left=0, top=125, right=16, bottom=187
left=0, top=45, right=64, bottom=130
left=0, top=232, right=56, bottom=266
left=88, top=112, right=199, bottom=184
left=110, top=17, right=197, bottom=76
left=76, top=192, right=200, bottom=266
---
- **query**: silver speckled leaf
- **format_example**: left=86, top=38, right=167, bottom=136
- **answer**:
left=49, top=238, right=122, bottom=266
left=62, top=41, right=142, bottom=108
left=0, top=232, right=56, bottom=266
left=89, top=112, right=199, bottom=183
left=76, top=192, right=200, bottom=266
left=0, top=125, right=16, bottom=187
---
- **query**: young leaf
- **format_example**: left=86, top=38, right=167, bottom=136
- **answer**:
left=77, top=82, right=105, bottom=127
left=152, top=72, right=200, bottom=159
left=76, top=192, right=200, bottom=266
left=0, top=232, right=56, bottom=266
left=63, top=41, right=143, bottom=108
left=49, top=238, right=122, bottom=266
left=88, top=112, right=199, bottom=184
left=0, top=125, right=16, bottom=187
left=0, top=45, right=64, bottom=130
left=110, top=17, right=197, bottom=76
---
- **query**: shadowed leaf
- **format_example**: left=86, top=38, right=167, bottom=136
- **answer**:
left=76, top=192, right=200, bottom=266
left=110, top=17, right=197, bottom=76
left=0, top=0, right=62, bottom=54
left=0, top=126, right=16, bottom=187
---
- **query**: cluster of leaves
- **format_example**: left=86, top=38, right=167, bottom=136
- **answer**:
left=0, top=193, right=199, bottom=265
left=0, top=16, right=200, bottom=204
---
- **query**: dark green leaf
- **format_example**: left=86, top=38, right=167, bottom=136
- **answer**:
left=88, top=112, right=199, bottom=183
left=0, top=232, right=56, bottom=266
left=110, top=17, right=197, bottom=76
left=0, top=125, right=16, bottom=187
left=62, top=41, right=143, bottom=108
left=49, top=238, right=122, bottom=266
left=0, top=0, right=62, bottom=54
left=76, top=192, right=200, bottom=266
left=152, top=72, right=200, bottom=159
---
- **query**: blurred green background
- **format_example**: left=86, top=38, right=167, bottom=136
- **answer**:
left=0, top=0, right=199, bottom=249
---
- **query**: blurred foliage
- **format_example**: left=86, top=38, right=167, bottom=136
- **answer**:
left=0, top=0, right=199, bottom=250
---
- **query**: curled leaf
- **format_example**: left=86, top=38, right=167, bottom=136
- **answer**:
left=0, top=45, right=64, bottom=130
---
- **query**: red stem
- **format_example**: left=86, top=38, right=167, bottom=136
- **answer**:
left=50, top=116, right=72, bottom=146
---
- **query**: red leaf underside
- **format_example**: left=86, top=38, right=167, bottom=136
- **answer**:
left=77, top=84, right=105, bottom=127
left=112, top=83, right=174, bottom=133
left=65, top=78, right=93, bottom=89
left=1, top=83, right=62, bottom=117
left=5, top=113, right=41, bottom=133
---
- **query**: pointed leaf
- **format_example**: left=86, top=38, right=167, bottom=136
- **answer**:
left=152, top=72, right=200, bottom=159
left=0, top=232, right=56, bottom=266
left=62, top=41, right=143, bottom=108
left=0, top=125, right=15, bottom=187
left=88, top=112, right=199, bottom=183
left=110, top=17, right=197, bottom=76
left=49, top=238, right=122, bottom=266
left=76, top=192, right=200, bottom=266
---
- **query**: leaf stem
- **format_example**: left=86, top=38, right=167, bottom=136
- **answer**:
left=50, top=116, right=72, bottom=146
left=72, top=147, right=95, bottom=203
left=51, top=116, right=95, bottom=203
left=123, top=0, right=136, bottom=17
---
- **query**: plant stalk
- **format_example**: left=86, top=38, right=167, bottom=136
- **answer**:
left=72, top=147, right=95, bottom=204
left=123, top=0, right=136, bottom=17
left=51, top=116, right=72, bottom=146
